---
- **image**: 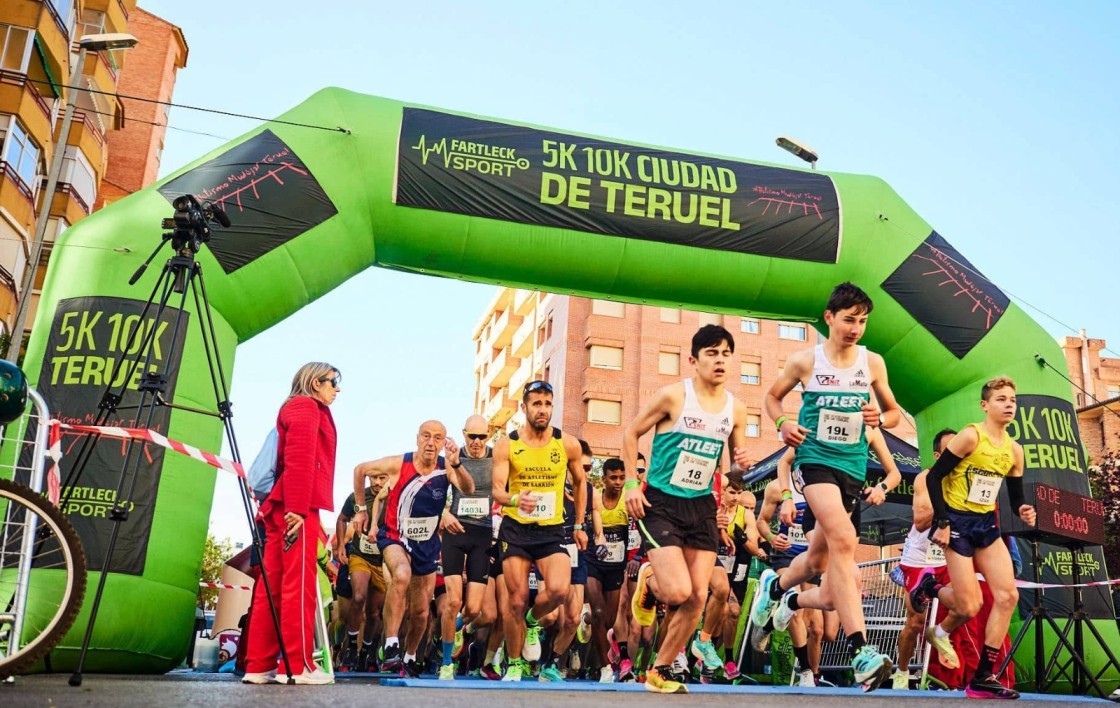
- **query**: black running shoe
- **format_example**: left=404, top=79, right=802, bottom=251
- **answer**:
left=356, top=646, right=373, bottom=672
left=382, top=644, right=404, bottom=674
left=338, top=640, right=358, bottom=672
left=405, top=658, right=422, bottom=678
left=965, top=674, right=1020, bottom=699
left=909, top=571, right=938, bottom=613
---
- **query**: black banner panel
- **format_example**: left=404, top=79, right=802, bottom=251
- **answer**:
left=396, top=108, right=842, bottom=263
left=881, top=231, right=1010, bottom=358
left=31, top=297, right=189, bottom=575
left=159, top=130, right=338, bottom=273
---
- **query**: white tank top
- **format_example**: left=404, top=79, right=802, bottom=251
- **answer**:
left=899, top=523, right=946, bottom=568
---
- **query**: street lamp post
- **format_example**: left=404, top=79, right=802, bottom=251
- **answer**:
left=5, top=33, right=138, bottom=363
left=776, top=136, right=819, bottom=169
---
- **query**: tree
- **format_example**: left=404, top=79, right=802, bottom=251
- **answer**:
left=1087, top=451, right=1120, bottom=580
left=200, top=533, right=234, bottom=610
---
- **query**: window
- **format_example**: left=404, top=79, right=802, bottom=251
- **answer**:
left=658, top=352, right=680, bottom=376
left=592, top=299, right=624, bottom=317
left=746, top=414, right=761, bottom=438
left=545, top=314, right=553, bottom=339
left=78, top=9, right=105, bottom=40
left=587, top=399, right=622, bottom=425
left=778, top=324, right=807, bottom=341
left=1, top=116, right=41, bottom=192
left=1109, top=385, right=1120, bottom=400
left=660, top=308, right=681, bottom=323
left=740, top=362, right=761, bottom=385
left=46, top=0, right=76, bottom=35
left=61, top=147, right=96, bottom=210
left=699, top=312, right=721, bottom=327
left=1, top=25, right=34, bottom=73
left=740, top=318, right=759, bottom=334
left=589, top=345, right=623, bottom=370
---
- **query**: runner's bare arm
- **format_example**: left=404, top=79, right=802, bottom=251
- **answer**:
left=490, top=437, right=513, bottom=506
left=912, top=471, right=933, bottom=531
left=622, top=384, right=678, bottom=482
left=729, top=398, right=753, bottom=469
left=352, top=456, right=400, bottom=531
left=566, top=433, right=589, bottom=550
left=866, top=352, right=901, bottom=429
left=766, top=350, right=812, bottom=446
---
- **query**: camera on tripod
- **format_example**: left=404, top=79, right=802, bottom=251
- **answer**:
left=161, top=194, right=231, bottom=253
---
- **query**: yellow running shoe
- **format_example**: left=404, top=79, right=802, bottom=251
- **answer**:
left=924, top=626, right=960, bottom=669
left=632, top=562, right=656, bottom=627
left=646, top=664, right=688, bottom=694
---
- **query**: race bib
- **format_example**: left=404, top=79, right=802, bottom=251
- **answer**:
left=967, top=475, right=1002, bottom=506
left=669, top=452, right=717, bottom=491
left=925, top=541, right=946, bottom=565
left=733, top=563, right=749, bottom=583
left=492, top=514, right=502, bottom=540
left=562, top=543, right=579, bottom=568
left=816, top=409, right=862, bottom=445
left=717, top=554, right=734, bottom=571
left=457, top=495, right=490, bottom=518
left=627, top=527, right=641, bottom=550
left=604, top=541, right=626, bottom=563
left=528, top=572, right=539, bottom=591
left=524, top=491, right=557, bottom=521
left=403, top=515, right=439, bottom=541
left=358, top=535, right=380, bottom=556
left=787, top=524, right=808, bottom=547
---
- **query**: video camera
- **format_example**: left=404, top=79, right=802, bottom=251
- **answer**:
left=162, top=194, right=231, bottom=253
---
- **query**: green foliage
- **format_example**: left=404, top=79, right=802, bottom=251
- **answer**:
left=200, top=533, right=234, bottom=609
left=1087, top=451, right=1120, bottom=580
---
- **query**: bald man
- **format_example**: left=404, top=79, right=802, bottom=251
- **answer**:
left=354, top=420, right=475, bottom=677
left=435, top=414, right=496, bottom=680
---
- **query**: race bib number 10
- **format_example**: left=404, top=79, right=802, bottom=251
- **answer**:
left=524, top=491, right=557, bottom=521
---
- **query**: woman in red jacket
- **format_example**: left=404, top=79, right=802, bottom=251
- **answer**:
left=243, top=362, right=341, bottom=685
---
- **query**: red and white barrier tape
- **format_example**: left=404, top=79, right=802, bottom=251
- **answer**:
left=1015, top=577, right=1120, bottom=590
left=55, top=421, right=246, bottom=480
left=46, top=419, right=62, bottom=506
left=200, top=582, right=252, bottom=591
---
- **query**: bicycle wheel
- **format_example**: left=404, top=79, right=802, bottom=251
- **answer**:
left=0, top=478, right=87, bottom=677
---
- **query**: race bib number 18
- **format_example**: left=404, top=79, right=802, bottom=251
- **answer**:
left=670, top=452, right=717, bottom=491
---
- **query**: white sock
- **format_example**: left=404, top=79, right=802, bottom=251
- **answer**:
left=385, top=636, right=399, bottom=649
left=934, top=624, right=950, bottom=639
left=404, top=652, right=416, bottom=663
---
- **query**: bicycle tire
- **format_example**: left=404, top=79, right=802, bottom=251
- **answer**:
left=0, top=478, right=87, bottom=677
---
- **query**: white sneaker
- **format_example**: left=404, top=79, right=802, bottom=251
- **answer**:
left=599, top=665, right=615, bottom=683
left=773, top=590, right=797, bottom=632
left=798, top=669, right=815, bottom=687
left=671, top=651, right=689, bottom=676
left=241, top=670, right=277, bottom=684
left=290, top=667, right=334, bottom=685
left=891, top=671, right=911, bottom=690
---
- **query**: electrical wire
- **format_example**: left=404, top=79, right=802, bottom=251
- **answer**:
left=1034, top=355, right=1120, bottom=421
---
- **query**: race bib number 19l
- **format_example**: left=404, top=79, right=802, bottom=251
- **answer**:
left=817, top=409, right=862, bottom=445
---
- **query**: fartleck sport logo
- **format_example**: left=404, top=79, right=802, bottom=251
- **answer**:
left=684, top=417, right=705, bottom=431
left=815, top=374, right=840, bottom=386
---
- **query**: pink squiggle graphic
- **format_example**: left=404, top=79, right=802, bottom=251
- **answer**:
left=912, top=248, right=1005, bottom=331
left=745, top=197, right=823, bottom=219
left=211, top=161, right=309, bottom=214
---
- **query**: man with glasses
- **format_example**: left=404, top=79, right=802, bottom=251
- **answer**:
left=351, top=420, right=475, bottom=676
left=491, top=380, right=588, bottom=681
left=436, top=414, right=495, bottom=680
left=624, top=325, right=753, bottom=693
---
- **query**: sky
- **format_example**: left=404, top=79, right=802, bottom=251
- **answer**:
left=134, top=1, right=1120, bottom=544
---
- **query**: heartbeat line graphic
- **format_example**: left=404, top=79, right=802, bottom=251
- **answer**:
left=914, top=252, right=1003, bottom=330
left=210, top=161, right=309, bottom=214
left=411, top=136, right=530, bottom=169
left=745, top=197, right=823, bottom=219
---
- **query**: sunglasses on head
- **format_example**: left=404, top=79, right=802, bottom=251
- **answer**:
left=317, top=374, right=341, bottom=389
left=636, top=467, right=647, bottom=474
left=525, top=380, right=553, bottom=395
left=465, top=433, right=488, bottom=441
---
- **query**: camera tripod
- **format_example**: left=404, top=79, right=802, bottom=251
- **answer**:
left=999, top=533, right=1120, bottom=698
left=59, top=195, right=296, bottom=685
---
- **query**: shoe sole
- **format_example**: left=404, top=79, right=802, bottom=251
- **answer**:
left=689, top=643, right=720, bottom=671
left=748, top=572, right=777, bottom=628
left=965, top=687, right=1019, bottom=699
left=857, top=659, right=893, bottom=692
left=645, top=681, right=689, bottom=694
left=925, top=630, right=960, bottom=669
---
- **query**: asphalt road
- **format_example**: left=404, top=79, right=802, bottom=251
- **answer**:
left=2, top=672, right=1104, bottom=708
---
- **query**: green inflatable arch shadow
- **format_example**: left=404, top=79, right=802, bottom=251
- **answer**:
left=14, top=89, right=1114, bottom=688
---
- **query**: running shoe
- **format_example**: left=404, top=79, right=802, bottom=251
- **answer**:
left=851, top=645, right=893, bottom=692
left=438, top=663, right=455, bottom=681
left=773, top=589, right=798, bottom=632
left=750, top=569, right=781, bottom=629
left=338, top=639, right=357, bottom=672
left=909, top=570, right=939, bottom=614
left=480, top=664, right=501, bottom=680
left=891, top=671, right=911, bottom=690
left=523, top=621, right=542, bottom=662
left=404, top=658, right=422, bottom=678
left=453, top=628, right=465, bottom=658
left=632, top=562, right=657, bottom=627
left=672, top=651, right=690, bottom=684
left=723, top=660, right=741, bottom=681
left=290, top=667, right=335, bottom=685
left=798, top=669, right=815, bottom=687
left=750, top=618, right=774, bottom=653
left=646, top=665, right=688, bottom=694
left=356, top=645, right=374, bottom=672
left=607, top=628, right=620, bottom=664
left=381, top=643, right=404, bottom=674
left=690, top=633, right=722, bottom=671
left=241, top=670, right=277, bottom=684
left=502, top=658, right=527, bottom=681
left=965, top=673, right=1020, bottom=699
left=539, top=661, right=565, bottom=682
left=577, top=611, right=592, bottom=644
left=925, top=626, right=960, bottom=669
left=599, top=665, right=615, bottom=683
left=618, top=658, right=635, bottom=682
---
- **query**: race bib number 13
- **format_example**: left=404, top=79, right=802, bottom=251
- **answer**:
left=966, top=475, right=1002, bottom=506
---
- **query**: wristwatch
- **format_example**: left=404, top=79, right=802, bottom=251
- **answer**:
left=451, top=461, right=463, bottom=469
left=353, top=503, right=362, bottom=514
left=934, top=517, right=950, bottom=529
left=878, top=482, right=889, bottom=493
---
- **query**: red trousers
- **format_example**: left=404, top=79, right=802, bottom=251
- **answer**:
left=927, top=579, right=1015, bottom=689
left=244, top=502, right=322, bottom=675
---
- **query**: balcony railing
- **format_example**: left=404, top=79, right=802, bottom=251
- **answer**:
left=0, top=71, right=53, bottom=122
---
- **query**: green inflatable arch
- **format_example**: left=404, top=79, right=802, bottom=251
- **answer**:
left=16, top=89, right=1113, bottom=683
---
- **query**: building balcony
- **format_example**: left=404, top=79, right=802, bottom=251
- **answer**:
left=0, top=71, right=55, bottom=154
left=486, top=306, right=523, bottom=351
left=486, top=346, right=521, bottom=390
left=511, top=311, right=535, bottom=358
left=64, top=111, right=108, bottom=166
left=0, top=162, right=36, bottom=224
left=84, top=0, right=132, bottom=41
left=508, top=354, right=537, bottom=400
left=484, top=391, right=517, bottom=427
left=512, top=288, right=537, bottom=317
left=50, top=183, right=93, bottom=222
